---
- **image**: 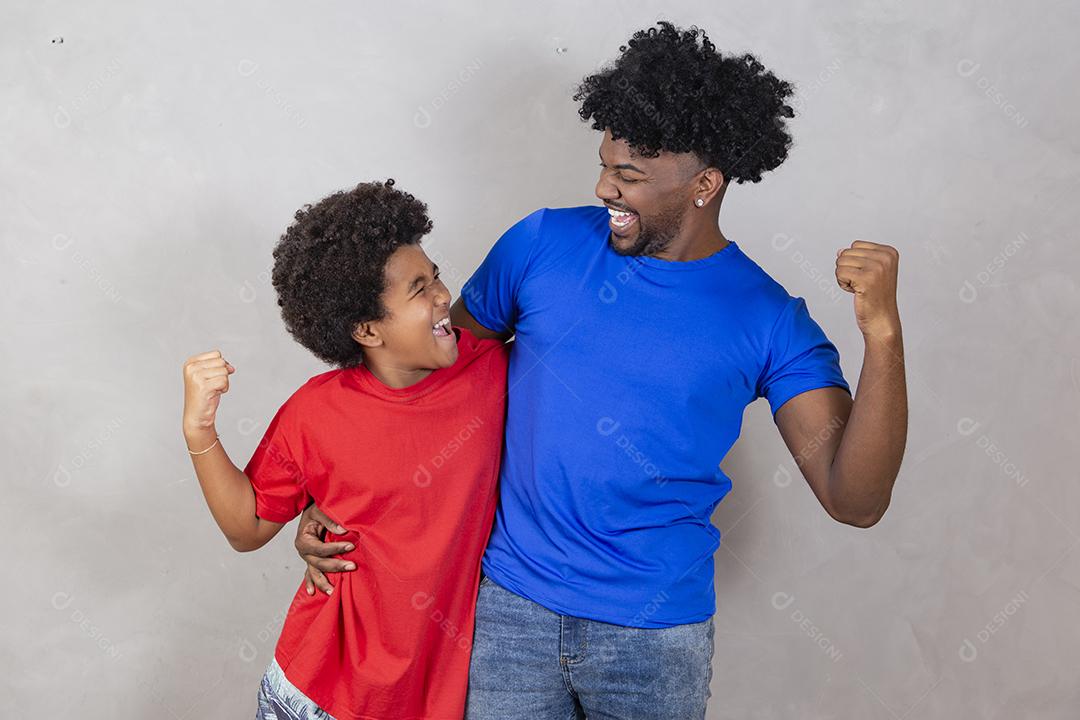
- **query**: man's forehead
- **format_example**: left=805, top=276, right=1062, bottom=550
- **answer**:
left=602, top=131, right=636, bottom=156
left=602, top=133, right=701, bottom=171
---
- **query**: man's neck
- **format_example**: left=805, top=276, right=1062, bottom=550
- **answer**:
left=653, top=225, right=730, bottom=262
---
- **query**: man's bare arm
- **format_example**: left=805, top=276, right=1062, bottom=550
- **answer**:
left=775, top=336, right=906, bottom=527
left=774, top=241, right=908, bottom=528
left=450, top=298, right=512, bottom=341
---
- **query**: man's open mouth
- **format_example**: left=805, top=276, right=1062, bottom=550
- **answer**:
left=607, top=206, right=638, bottom=229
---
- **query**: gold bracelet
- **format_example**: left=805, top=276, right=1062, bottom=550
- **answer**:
left=188, top=435, right=220, bottom=455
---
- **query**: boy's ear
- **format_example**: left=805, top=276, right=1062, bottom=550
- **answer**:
left=352, top=321, right=382, bottom=348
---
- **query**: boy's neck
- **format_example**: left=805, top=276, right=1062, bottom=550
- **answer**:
left=361, top=352, right=436, bottom=389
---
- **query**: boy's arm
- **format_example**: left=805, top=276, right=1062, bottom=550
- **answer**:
left=183, top=351, right=285, bottom=552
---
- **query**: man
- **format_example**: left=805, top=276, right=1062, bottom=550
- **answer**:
left=295, top=21, right=907, bottom=719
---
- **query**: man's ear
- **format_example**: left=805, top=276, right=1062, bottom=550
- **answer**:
left=695, top=166, right=726, bottom=204
left=352, top=320, right=382, bottom=349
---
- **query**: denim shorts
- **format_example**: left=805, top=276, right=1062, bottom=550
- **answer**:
left=464, top=573, right=715, bottom=720
left=255, top=657, right=335, bottom=720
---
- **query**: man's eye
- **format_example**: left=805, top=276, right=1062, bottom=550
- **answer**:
left=619, top=175, right=639, bottom=184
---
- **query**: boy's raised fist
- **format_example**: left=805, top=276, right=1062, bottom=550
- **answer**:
left=182, top=350, right=236, bottom=435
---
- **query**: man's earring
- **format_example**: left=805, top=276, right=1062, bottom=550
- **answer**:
left=694, top=198, right=705, bottom=207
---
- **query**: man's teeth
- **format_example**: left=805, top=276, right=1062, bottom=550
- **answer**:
left=432, top=317, right=451, bottom=335
left=607, top=207, right=637, bottom=227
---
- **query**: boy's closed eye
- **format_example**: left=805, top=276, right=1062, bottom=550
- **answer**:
left=409, top=265, right=441, bottom=298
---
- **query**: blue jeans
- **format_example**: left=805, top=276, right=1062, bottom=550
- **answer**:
left=255, top=658, right=334, bottom=720
left=465, top=574, right=714, bottom=720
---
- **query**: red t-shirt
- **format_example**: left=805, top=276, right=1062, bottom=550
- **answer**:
left=243, top=328, right=509, bottom=720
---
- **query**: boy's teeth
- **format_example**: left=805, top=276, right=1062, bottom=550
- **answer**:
left=432, top=317, right=451, bottom=335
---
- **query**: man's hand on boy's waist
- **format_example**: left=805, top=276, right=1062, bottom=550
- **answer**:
left=296, top=503, right=357, bottom=596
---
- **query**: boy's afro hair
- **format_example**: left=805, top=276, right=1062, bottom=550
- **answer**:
left=271, top=179, right=432, bottom=368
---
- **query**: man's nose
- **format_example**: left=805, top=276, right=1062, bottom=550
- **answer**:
left=595, top=173, right=619, bottom=201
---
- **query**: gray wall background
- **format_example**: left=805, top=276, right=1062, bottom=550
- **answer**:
left=4, top=1, right=1078, bottom=717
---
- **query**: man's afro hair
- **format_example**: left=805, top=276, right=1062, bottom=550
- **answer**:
left=574, top=21, right=796, bottom=184
left=270, top=179, right=433, bottom=368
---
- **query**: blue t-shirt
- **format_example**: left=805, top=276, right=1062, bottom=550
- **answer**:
left=462, top=206, right=851, bottom=627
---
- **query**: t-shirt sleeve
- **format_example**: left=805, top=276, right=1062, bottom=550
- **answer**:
left=460, top=209, right=546, bottom=335
left=756, top=296, right=851, bottom=418
left=242, top=401, right=311, bottom=523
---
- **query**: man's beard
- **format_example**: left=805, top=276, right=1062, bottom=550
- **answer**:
left=608, top=205, right=685, bottom=258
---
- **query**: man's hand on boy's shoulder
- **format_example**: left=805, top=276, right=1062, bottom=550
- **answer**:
left=296, top=503, right=357, bottom=595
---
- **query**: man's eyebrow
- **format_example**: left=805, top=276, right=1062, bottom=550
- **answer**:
left=407, top=263, right=439, bottom=293
left=599, top=148, right=645, bottom=174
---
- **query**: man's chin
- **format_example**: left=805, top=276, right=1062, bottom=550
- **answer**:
left=609, top=230, right=663, bottom=258
left=608, top=231, right=644, bottom=256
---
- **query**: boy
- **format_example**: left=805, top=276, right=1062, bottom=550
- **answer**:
left=181, top=179, right=509, bottom=719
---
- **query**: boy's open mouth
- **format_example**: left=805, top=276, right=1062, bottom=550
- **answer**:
left=432, top=316, right=452, bottom=338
